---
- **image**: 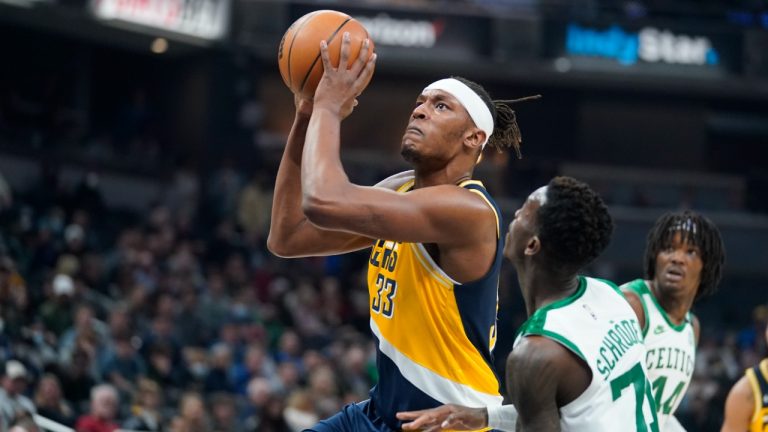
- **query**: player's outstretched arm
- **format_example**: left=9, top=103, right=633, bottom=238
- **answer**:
left=397, top=404, right=518, bottom=432
left=397, top=404, right=487, bottom=431
left=721, top=375, right=753, bottom=432
left=267, top=93, right=412, bottom=258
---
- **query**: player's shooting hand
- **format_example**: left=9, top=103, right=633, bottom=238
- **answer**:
left=314, top=32, right=376, bottom=119
left=397, top=404, right=488, bottom=431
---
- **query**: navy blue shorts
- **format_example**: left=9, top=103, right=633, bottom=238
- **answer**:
left=304, top=399, right=395, bottom=432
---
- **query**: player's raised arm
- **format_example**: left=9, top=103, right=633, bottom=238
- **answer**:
left=267, top=91, right=412, bottom=258
left=302, top=33, right=495, bottom=248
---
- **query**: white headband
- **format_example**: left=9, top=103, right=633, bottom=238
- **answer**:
left=423, top=78, right=494, bottom=148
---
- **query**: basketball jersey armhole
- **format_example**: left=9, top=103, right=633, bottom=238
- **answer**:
left=622, top=280, right=651, bottom=337
left=747, top=368, right=763, bottom=423
left=636, top=283, right=652, bottom=338
left=459, top=180, right=501, bottom=239
left=519, top=329, right=587, bottom=363
left=397, top=179, right=415, bottom=193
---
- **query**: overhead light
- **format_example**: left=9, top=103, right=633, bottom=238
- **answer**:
left=151, top=38, right=168, bottom=54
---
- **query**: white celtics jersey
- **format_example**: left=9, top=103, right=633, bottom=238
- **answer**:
left=514, top=276, right=659, bottom=432
left=621, top=279, right=696, bottom=430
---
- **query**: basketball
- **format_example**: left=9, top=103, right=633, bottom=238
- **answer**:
left=278, top=10, right=375, bottom=99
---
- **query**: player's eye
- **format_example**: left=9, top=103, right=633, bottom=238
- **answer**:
left=436, top=102, right=447, bottom=110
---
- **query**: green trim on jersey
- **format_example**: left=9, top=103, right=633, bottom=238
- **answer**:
left=516, top=276, right=588, bottom=361
left=538, top=329, right=586, bottom=361
left=596, top=278, right=625, bottom=297
left=632, top=280, right=689, bottom=333
left=621, top=279, right=651, bottom=338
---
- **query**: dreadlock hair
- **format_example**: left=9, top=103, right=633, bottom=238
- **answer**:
left=536, top=176, right=614, bottom=273
left=452, top=76, right=540, bottom=159
left=644, top=210, right=725, bottom=301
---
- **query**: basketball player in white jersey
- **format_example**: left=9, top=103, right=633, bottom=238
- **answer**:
left=398, top=210, right=725, bottom=432
left=621, top=211, right=725, bottom=432
left=399, top=176, right=659, bottom=432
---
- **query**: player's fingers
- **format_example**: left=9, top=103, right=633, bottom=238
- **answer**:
left=319, top=40, right=332, bottom=71
left=400, top=418, right=428, bottom=431
left=338, top=32, right=350, bottom=69
left=351, top=38, right=370, bottom=75
left=399, top=414, right=435, bottom=429
left=396, top=410, right=426, bottom=421
left=353, top=53, right=376, bottom=89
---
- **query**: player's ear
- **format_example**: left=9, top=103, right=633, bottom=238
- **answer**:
left=464, top=128, right=486, bottom=151
left=525, top=236, right=540, bottom=256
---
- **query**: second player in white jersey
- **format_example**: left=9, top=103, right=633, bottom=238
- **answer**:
left=621, top=211, right=725, bottom=432
left=515, top=276, right=658, bottom=432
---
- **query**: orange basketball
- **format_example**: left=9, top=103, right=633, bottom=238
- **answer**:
left=278, top=10, right=375, bottom=99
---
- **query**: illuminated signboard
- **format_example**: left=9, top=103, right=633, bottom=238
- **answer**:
left=541, top=20, right=743, bottom=77
left=355, top=14, right=444, bottom=49
left=565, top=23, right=720, bottom=66
left=288, top=5, right=491, bottom=61
left=92, top=0, right=230, bottom=40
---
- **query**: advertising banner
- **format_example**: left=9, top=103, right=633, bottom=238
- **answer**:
left=290, top=4, right=493, bottom=61
left=543, top=20, right=743, bottom=77
left=92, top=0, right=230, bottom=40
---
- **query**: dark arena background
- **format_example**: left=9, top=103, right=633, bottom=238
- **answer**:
left=1, top=0, right=767, bottom=431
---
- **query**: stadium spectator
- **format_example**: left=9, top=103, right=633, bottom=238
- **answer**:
left=59, top=348, right=97, bottom=412
left=75, top=384, right=119, bottom=432
left=209, top=392, right=240, bottom=432
left=122, top=378, right=164, bottom=432
left=100, top=333, right=146, bottom=396
left=0, top=360, right=36, bottom=431
left=39, top=274, right=76, bottom=338
left=34, top=373, right=75, bottom=427
left=171, top=392, right=210, bottom=432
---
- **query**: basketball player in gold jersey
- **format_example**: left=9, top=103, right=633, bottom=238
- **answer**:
left=267, top=33, right=532, bottom=431
left=722, top=322, right=768, bottom=432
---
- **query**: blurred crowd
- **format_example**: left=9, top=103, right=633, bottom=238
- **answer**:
left=676, top=307, right=768, bottom=431
left=0, top=164, right=382, bottom=432
left=0, top=162, right=765, bottom=432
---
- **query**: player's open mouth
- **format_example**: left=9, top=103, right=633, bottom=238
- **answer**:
left=665, top=267, right=685, bottom=282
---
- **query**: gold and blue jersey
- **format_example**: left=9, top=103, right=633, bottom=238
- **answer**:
left=367, top=179, right=504, bottom=430
left=747, top=359, right=768, bottom=432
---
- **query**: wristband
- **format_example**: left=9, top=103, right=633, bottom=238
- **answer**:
left=486, top=404, right=518, bottom=432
